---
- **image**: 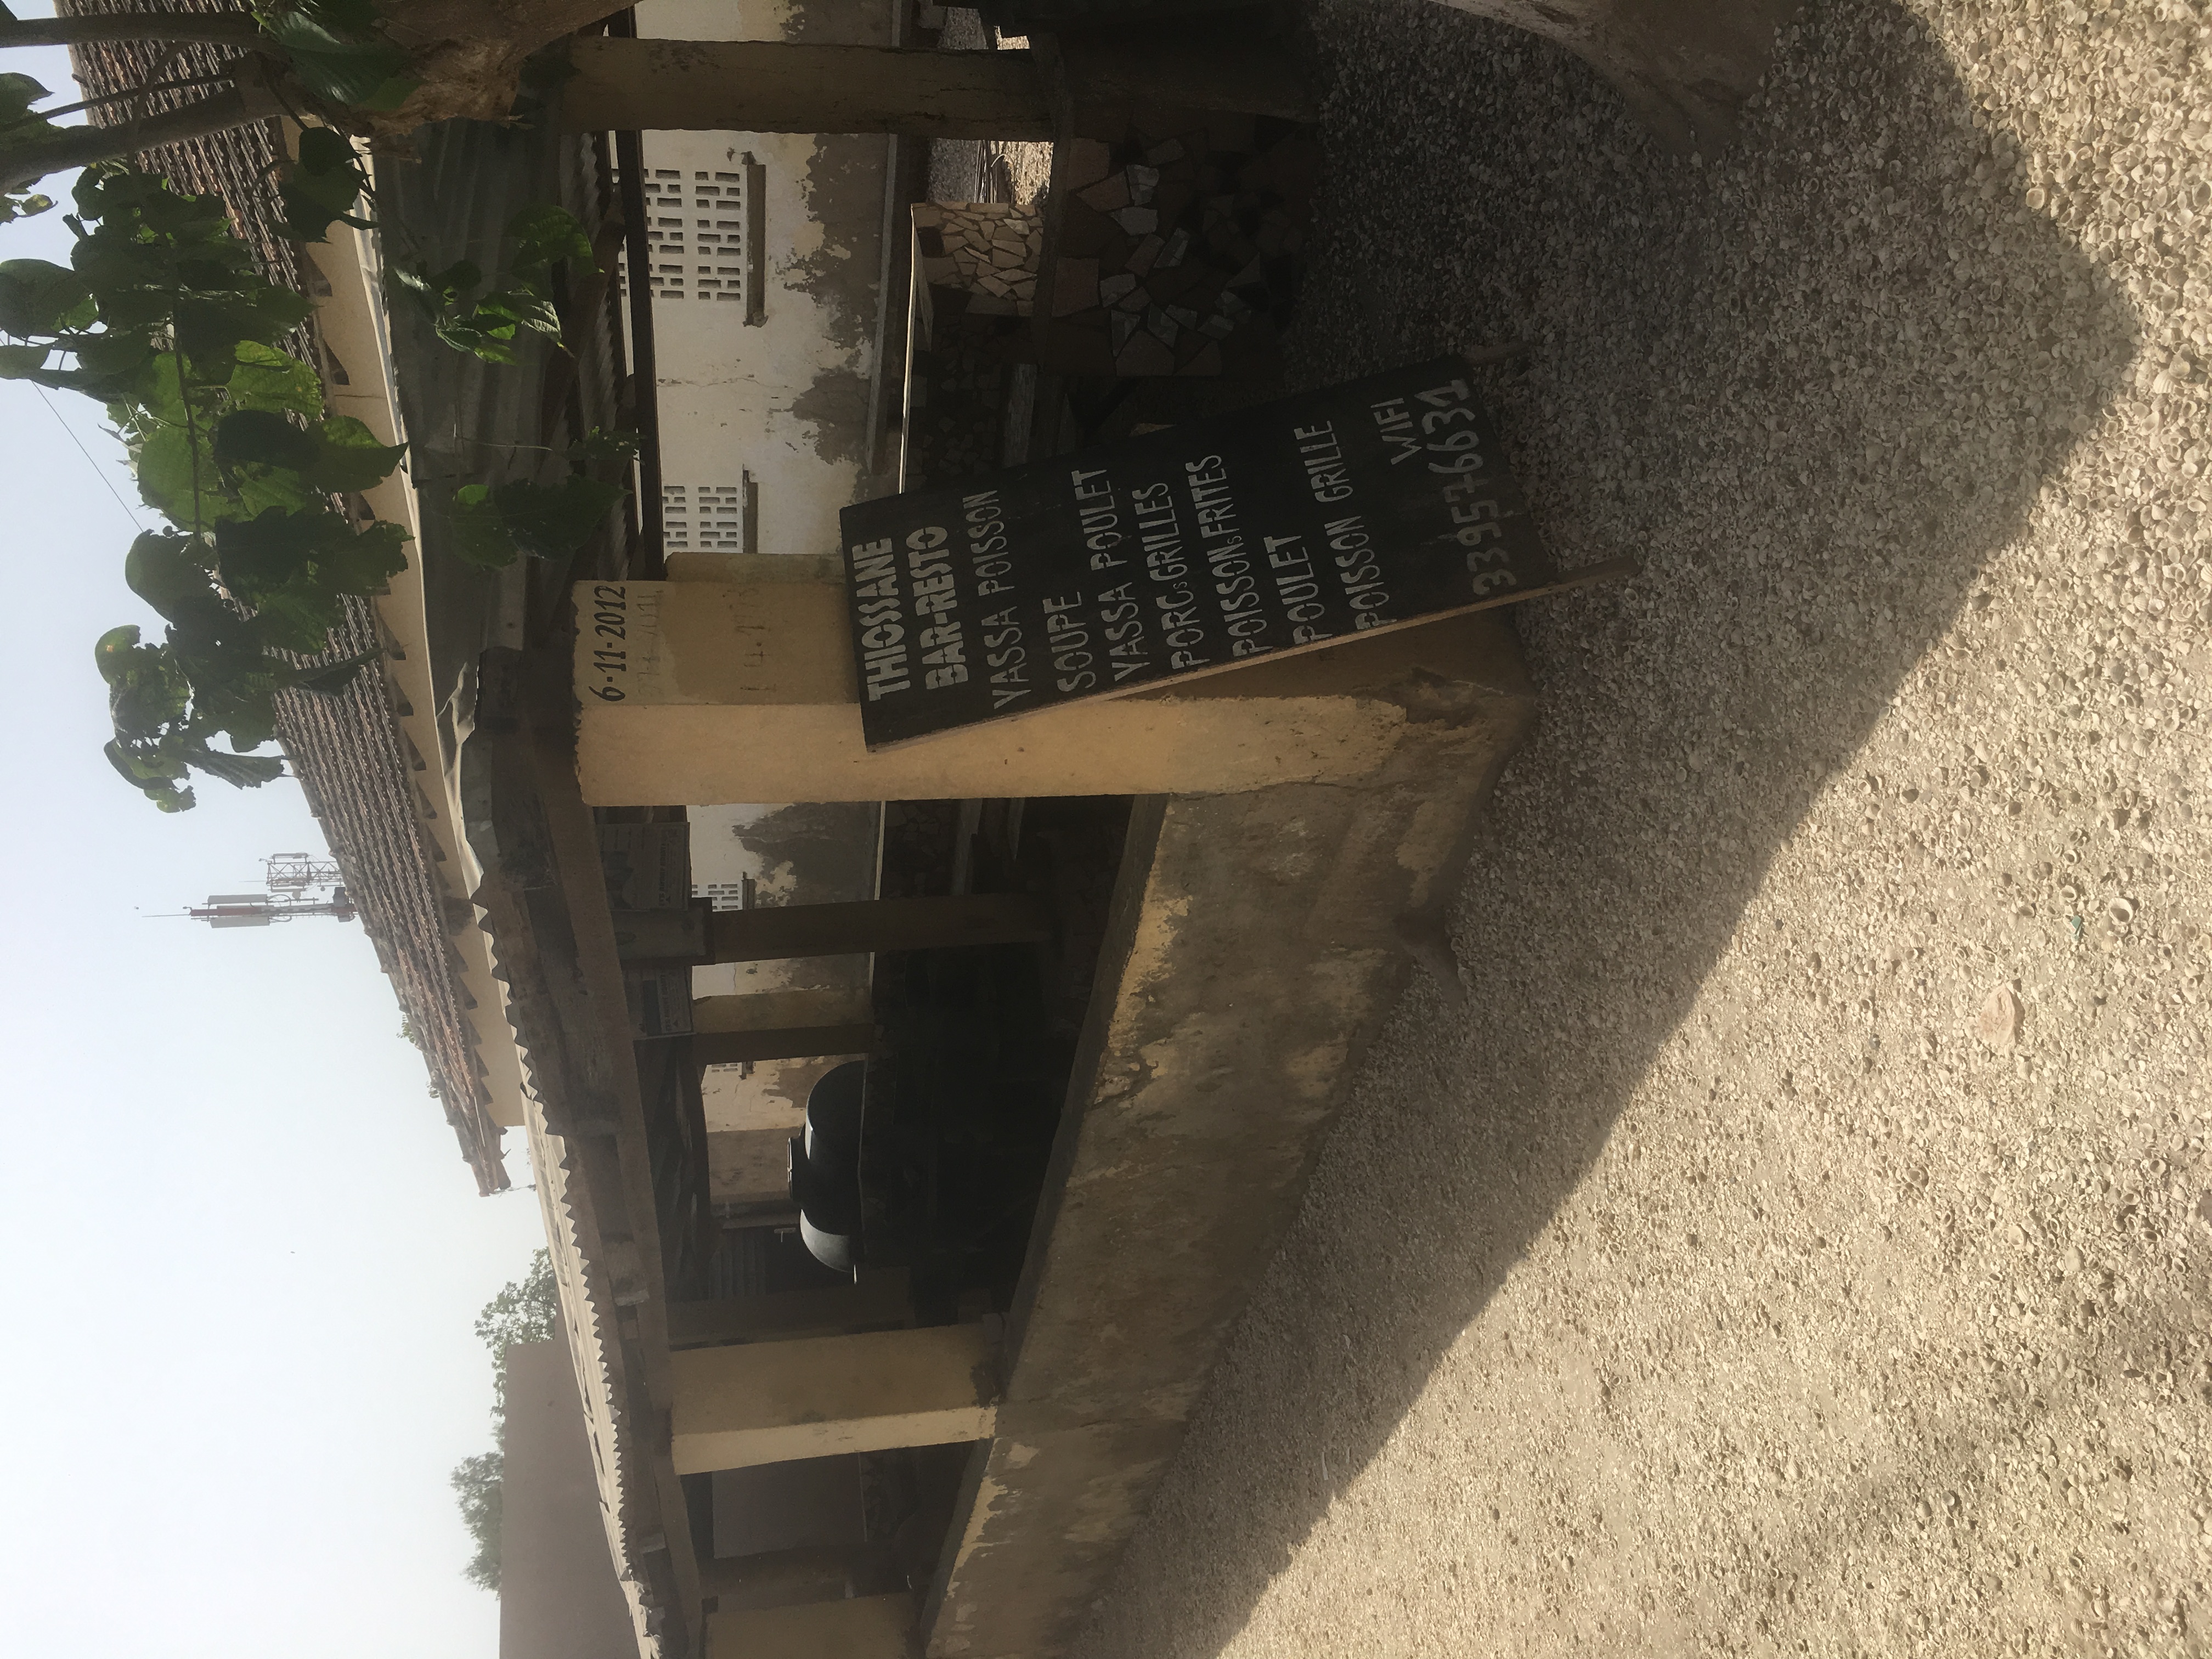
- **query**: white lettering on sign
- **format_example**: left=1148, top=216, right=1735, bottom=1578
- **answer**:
left=1094, top=579, right=1151, bottom=682
left=1292, top=421, right=1354, bottom=504
left=1069, top=466, right=1128, bottom=571
left=980, top=605, right=1030, bottom=709
left=1184, top=455, right=1266, bottom=659
left=848, top=535, right=910, bottom=700
left=1324, top=514, right=1395, bottom=629
left=906, top=524, right=968, bottom=690
left=965, top=489, right=1014, bottom=596
left=1264, top=533, right=1333, bottom=645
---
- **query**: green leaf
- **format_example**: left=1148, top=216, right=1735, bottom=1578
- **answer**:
left=448, top=484, right=519, bottom=568
left=132, top=427, right=217, bottom=528
left=0, top=72, right=54, bottom=126
left=307, top=415, right=406, bottom=492
left=0, top=342, right=48, bottom=377
left=123, top=532, right=217, bottom=620
left=316, top=518, right=408, bottom=592
left=285, top=0, right=386, bottom=36
left=278, top=127, right=375, bottom=242
left=504, top=205, right=594, bottom=272
left=261, top=13, right=415, bottom=109
left=174, top=286, right=317, bottom=359
left=476, top=287, right=561, bottom=338
left=452, top=475, right=625, bottom=565
left=191, top=747, right=286, bottom=788
left=213, top=506, right=336, bottom=600
left=67, top=331, right=156, bottom=379
left=215, top=408, right=321, bottom=474
left=228, top=341, right=326, bottom=415
left=93, top=624, right=150, bottom=687
left=0, top=257, right=91, bottom=336
left=0, top=193, right=57, bottom=227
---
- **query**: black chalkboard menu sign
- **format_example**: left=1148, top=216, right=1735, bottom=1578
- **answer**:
left=839, top=355, right=1560, bottom=749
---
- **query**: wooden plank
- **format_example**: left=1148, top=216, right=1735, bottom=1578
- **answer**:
left=705, top=893, right=1050, bottom=962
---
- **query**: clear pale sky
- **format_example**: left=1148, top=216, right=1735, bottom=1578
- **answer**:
left=0, top=27, right=544, bottom=1658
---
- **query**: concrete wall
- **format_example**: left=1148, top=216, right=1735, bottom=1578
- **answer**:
left=633, top=0, right=902, bottom=563
left=499, top=1340, right=636, bottom=1659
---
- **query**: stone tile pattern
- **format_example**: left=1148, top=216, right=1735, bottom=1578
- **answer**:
left=918, top=199, right=1043, bottom=317
left=901, top=202, right=1040, bottom=490
left=1039, top=111, right=1321, bottom=379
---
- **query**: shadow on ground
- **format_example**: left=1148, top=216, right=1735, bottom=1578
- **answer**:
left=1071, top=0, right=2140, bottom=1652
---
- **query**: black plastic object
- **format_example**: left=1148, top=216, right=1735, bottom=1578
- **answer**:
left=791, top=1061, right=866, bottom=1271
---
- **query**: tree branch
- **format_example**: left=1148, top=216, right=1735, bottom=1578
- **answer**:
left=0, top=14, right=272, bottom=50
left=0, top=87, right=257, bottom=195
left=0, top=68, right=238, bottom=134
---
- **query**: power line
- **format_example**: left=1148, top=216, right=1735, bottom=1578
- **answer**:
left=31, top=382, right=145, bottom=532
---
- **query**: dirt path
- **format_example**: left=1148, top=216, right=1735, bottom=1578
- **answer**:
left=1069, top=1, right=2212, bottom=1654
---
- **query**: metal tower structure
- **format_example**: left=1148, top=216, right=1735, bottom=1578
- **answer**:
left=188, top=853, right=357, bottom=928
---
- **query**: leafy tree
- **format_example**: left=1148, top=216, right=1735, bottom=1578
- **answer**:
left=475, top=1245, right=561, bottom=1434
left=0, top=115, right=624, bottom=805
left=450, top=1248, right=562, bottom=1592
left=452, top=1450, right=504, bottom=1592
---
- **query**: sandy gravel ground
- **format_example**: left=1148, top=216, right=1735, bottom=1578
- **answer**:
left=1068, top=1, right=2212, bottom=1655
left=926, top=13, right=1052, bottom=205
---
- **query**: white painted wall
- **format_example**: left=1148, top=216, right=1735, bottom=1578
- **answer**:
left=632, top=0, right=900, bottom=563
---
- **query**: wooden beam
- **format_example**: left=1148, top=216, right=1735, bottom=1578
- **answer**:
left=695, top=988, right=873, bottom=1033
left=704, top=893, right=1051, bottom=962
left=692, top=1023, right=879, bottom=1065
left=563, top=38, right=1052, bottom=140
left=667, top=1274, right=913, bottom=1348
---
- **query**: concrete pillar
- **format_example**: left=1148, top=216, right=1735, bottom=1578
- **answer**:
left=704, top=1593, right=913, bottom=1659
left=573, top=569, right=1474, bottom=805
left=671, top=1324, right=997, bottom=1474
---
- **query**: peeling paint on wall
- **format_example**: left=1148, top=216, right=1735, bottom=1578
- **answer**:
left=632, top=0, right=902, bottom=558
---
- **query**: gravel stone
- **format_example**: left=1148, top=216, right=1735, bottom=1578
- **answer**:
left=1068, top=1, right=2212, bottom=1655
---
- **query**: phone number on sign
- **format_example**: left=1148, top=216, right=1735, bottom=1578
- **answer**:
left=1373, top=374, right=1521, bottom=600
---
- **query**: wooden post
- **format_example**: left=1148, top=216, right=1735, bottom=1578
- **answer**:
left=670, top=1324, right=997, bottom=1473
left=564, top=40, right=1051, bottom=139
left=558, top=37, right=1311, bottom=139
left=706, top=894, right=1051, bottom=962
left=704, top=1594, right=913, bottom=1659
